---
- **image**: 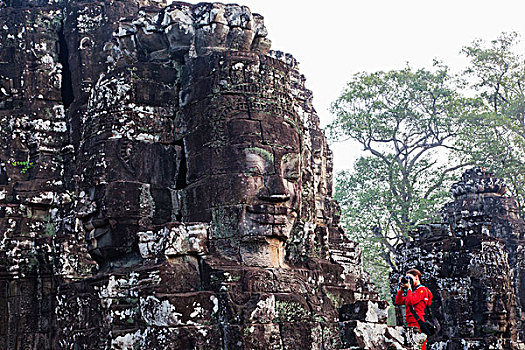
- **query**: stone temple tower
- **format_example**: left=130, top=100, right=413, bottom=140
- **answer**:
left=0, top=1, right=424, bottom=349
left=394, top=167, right=525, bottom=349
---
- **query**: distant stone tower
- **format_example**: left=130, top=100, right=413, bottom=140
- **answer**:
left=394, top=167, right=525, bottom=349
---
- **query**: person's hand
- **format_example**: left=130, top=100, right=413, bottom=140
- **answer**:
left=398, top=277, right=410, bottom=290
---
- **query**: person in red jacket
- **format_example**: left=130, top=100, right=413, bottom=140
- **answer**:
left=395, top=268, right=433, bottom=350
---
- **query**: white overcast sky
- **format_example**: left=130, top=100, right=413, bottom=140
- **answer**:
left=182, top=0, right=525, bottom=171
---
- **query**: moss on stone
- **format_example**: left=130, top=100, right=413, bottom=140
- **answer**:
left=275, top=300, right=308, bottom=323
left=325, top=292, right=341, bottom=308
left=44, top=222, right=56, bottom=236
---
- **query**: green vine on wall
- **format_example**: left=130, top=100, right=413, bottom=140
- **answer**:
left=12, top=161, right=34, bottom=174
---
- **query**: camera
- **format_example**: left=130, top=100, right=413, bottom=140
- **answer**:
left=400, top=275, right=413, bottom=288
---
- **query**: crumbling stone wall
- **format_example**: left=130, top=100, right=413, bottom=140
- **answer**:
left=394, top=168, right=525, bottom=350
left=0, top=1, right=90, bottom=348
left=1, top=1, right=424, bottom=349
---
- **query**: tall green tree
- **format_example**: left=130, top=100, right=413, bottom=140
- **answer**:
left=330, top=32, right=525, bottom=301
left=329, top=62, right=472, bottom=269
left=333, top=158, right=422, bottom=300
left=457, top=31, right=525, bottom=214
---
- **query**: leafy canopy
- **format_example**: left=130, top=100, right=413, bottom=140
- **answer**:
left=329, top=62, right=471, bottom=253
left=457, top=31, right=525, bottom=214
left=329, top=31, right=525, bottom=300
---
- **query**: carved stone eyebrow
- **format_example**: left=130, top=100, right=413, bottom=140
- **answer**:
left=282, top=152, right=299, bottom=160
left=244, top=147, right=274, bottom=163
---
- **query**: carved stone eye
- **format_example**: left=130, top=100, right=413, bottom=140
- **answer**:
left=282, top=153, right=300, bottom=181
left=245, top=153, right=266, bottom=175
left=244, top=147, right=273, bottom=176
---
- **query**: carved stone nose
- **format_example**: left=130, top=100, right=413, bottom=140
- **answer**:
left=257, top=174, right=290, bottom=202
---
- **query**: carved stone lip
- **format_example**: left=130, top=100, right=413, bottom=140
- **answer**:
left=82, top=213, right=108, bottom=230
left=246, top=205, right=290, bottom=225
left=246, top=204, right=289, bottom=215
left=86, top=227, right=111, bottom=239
left=248, top=212, right=288, bottom=225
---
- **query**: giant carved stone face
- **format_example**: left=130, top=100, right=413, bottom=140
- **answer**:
left=183, top=110, right=301, bottom=238
left=181, top=53, right=303, bottom=267
left=76, top=67, right=179, bottom=267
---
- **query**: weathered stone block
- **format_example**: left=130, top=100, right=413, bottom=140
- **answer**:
left=339, top=300, right=389, bottom=323
left=140, top=291, right=218, bottom=327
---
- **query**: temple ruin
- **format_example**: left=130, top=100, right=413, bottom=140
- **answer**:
left=1, top=0, right=524, bottom=349
left=394, top=168, right=525, bottom=349
left=0, top=0, right=424, bottom=348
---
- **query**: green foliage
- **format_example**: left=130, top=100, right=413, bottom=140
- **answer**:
left=44, top=222, right=56, bottom=236
left=329, top=63, right=468, bottom=252
left=462, top=32, right=524, bottom=114
left=457, top=31, right=525, bottom=215
left=335, top=166, right=391, bottom=300
left=330, top=31, right=525, bottom=301
left=11, top=161, right=34, bottom=173
left=334, top=159, right=451, bottom=301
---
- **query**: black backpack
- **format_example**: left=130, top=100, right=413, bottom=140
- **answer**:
left=408, top=287, right=441, bottom=336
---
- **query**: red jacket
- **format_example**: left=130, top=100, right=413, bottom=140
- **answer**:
left=395, top=285, right=433, bottom=328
